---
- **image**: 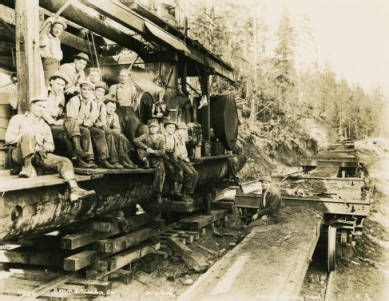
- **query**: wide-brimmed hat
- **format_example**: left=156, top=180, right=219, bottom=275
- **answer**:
left=163, top=120, right=177, bottom=129
left=49, top=71, right=68, bottom=84
left=30, top=95, right=48, bottom=103
left=52, top=18, right=67, bottom=30
left=94, top=81, right=108, bottom=92
left=147, top=119, right=159, bottom=128
left=73, top=52, right=90, bottom=63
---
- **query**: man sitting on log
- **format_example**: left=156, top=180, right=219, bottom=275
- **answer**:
left=5, top=96, right=95, bottom=201
left=104, top=96, right=138, bottom=169
left=108, top=69, right=139, bottom=141
left=134, top=119, right=165, bottom=203
left=43, top=71, right=74, bottom=159
left=93, top=82, right=137, bottom=169
left=163, top=121, right=186, bottom=201
left=66, top=81, right=116, bottom=169
left=59, top=52, right=89, bottom=95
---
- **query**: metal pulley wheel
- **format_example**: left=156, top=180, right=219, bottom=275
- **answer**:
left=327, top=225, right=337, bottom=272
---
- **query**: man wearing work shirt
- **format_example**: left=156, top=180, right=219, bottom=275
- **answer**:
left=108, top=69, right=139, bottom=142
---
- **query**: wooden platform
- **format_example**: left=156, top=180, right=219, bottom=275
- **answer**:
left=178, top=207, right=322, bottom=301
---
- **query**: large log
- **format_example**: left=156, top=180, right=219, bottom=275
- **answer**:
left=0, top=156, right=245, bottom=241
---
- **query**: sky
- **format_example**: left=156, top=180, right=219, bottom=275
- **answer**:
left=252, top=0, right=389, bottom=95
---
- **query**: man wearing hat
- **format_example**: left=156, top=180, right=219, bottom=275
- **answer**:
left=43, top=71, right=75, bottom=160
left=134, top=119, right=166, bottom=202
left=175, top=122, right=198, bottom=199
left=104, top=96, right=138, bottom=169
left=5, top=96, right=95, bottom=201
left=108, top=69, right=139, bottom=140
left=40, top=17, right=67, bottom=85
left=59, top=52, right=89, bottom=95
left=66, top=81, right=115, bottom=169
left=163, top=120, right=186, bottom=200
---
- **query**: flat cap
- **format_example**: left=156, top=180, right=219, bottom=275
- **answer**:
left=73, top=52, right=90, bottom=63
left=30, top=95, right=48, bottom=103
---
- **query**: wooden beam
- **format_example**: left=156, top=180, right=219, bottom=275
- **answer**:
left=97, top=227, right=157, bottom=254
left=40, top=0, right=149, bottom=57
left=15, top=0, right=43, bottom=113
left=63, top=250, right=97, bottom=271
left=0, top=4, right=97, bottom=55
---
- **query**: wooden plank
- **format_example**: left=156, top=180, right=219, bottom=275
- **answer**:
left=0, top=247, right=64, bottom=267
left=97, top=227, right=158, bottom=254
left=0, top=174, right=93, bottom=193
left=74, top=167, right=153, bottom=176
left=166, top=237, right=209, bottom=272
left=179, top=215, right=214, bottom=231
left=63, top=250, right=97, bottom=271
left=61, top=213, right=152, bottom=250
left=157, top=198, right=204, bottom=213
left=86, top=242, right=159, bottom=280
left=108, top=242, right=160, bottom=271
left=61, top=229, right=120, bottom=250
left=6, top=268, right=62, bottom=281
left=178, top=208, right=323, bottom=301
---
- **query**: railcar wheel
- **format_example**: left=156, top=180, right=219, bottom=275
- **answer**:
left=327, top=225, right=337, bottom=272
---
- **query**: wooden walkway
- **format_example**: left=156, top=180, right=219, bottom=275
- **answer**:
left=178, top=207, right=322, bottom=301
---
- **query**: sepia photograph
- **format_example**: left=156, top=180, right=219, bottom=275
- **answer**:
left=0, top=0, right=388, bottom=300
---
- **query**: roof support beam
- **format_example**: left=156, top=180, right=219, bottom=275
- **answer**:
left=40, top=0, right=149, bottom=57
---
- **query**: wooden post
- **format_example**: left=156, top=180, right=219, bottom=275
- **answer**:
left=15, top=0, right=42, bottom=113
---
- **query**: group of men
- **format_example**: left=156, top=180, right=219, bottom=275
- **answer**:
left=4, top=18, right=198, bottom=203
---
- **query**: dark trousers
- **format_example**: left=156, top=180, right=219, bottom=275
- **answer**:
left=89, top=127, right=109, bottom=161
left=51, top=124, right=74, bottom=158
left=258, top=186, right=282, bottom=216
left=64, top=118, right=94, bottom=160
left=138, top=149, right=165, bottom=194
left=12, top=132, right=75, bottom=181
left=164, top=153, right=184, bottom=184
left=116, top=106, right=138, bottom=143
left=106, top=129, right=133, bottom=163
left=177, top=160, right=198, bottom=194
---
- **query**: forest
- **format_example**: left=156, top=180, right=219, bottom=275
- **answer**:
left=184, top=0, right=385, bottom=142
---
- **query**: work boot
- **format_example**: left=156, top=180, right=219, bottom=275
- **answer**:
left=19, top=156, right=37, bottom=178
left=99, top=159, right=116, bottom=169
left=68, top=179, right=95, bottom=201
left=112, top=162, right=124, bottom=169
left=121, top=159, right=137, bottom=169
left=86, top=159, right=98, bottom=168
left=73, top=158, right=94, bottom=168
left=141, top=158, right=150, bottom=169
left=181, top=193, right=193, bottom=203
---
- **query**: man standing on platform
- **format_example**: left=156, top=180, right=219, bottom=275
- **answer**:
left=59, top=52, right=89, bottom=95
left=66, top=81, right=114, bottom=169
left=108, top=69, right=139, bottom=141
left=5, top=96, right=95, bottom=201
left=40, top=18, right=66, bottom=86
left=134, top=119, right=165, bottom=202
